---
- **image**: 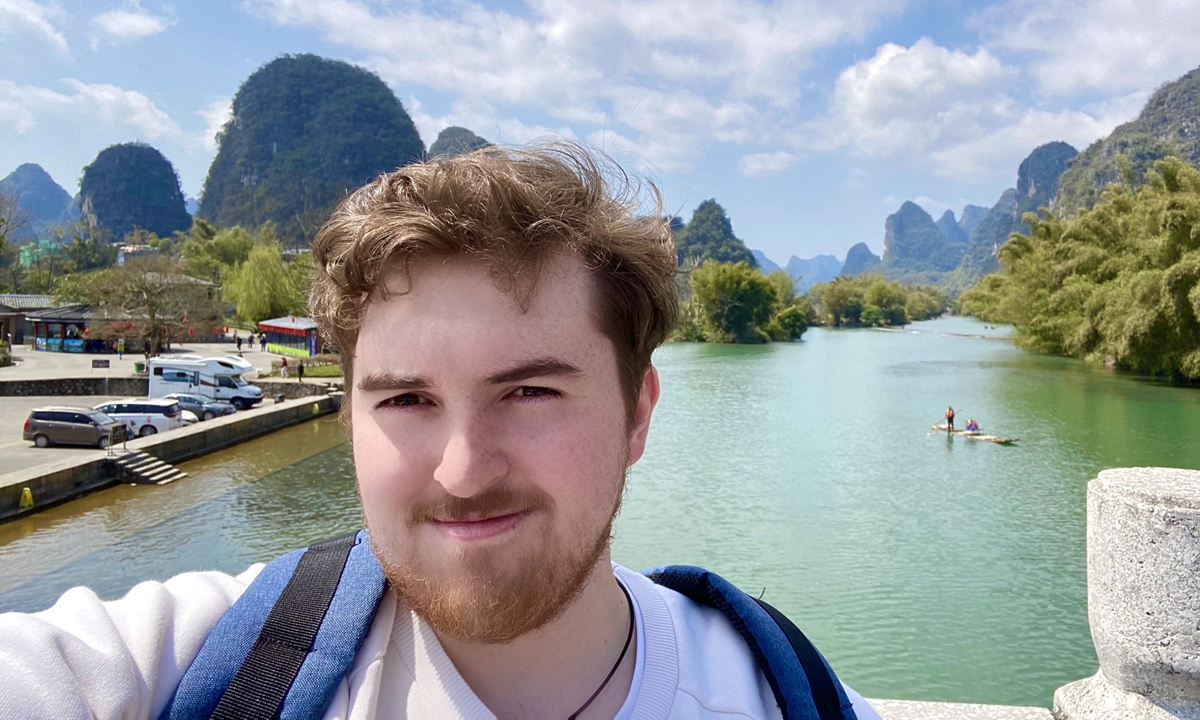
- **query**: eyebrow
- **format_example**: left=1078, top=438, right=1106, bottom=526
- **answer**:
left=486, top=357, right=583, bottom=385
left=355, top=357, right=582, bottom=393
left=356, top=372, right=431, bottom=393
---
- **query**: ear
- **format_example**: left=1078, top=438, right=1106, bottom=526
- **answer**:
left=627, top=365, right=660, bottom=466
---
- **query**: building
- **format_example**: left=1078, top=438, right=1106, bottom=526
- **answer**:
left=0, top=294, right=58, bottom=343
left=25, top=305, right=113, bottom=353
left=258, top=315, right=320, bottom=357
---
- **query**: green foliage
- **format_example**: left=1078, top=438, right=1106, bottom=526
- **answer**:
left=807, top=274, right=945, bottom=327
left=222, top=240, right=309, bottom=323
left=675, top=200, right=756, bottom=267
left=679, top=260, right=808, bottom=343
left=79, top=143, right=192, bottom=240
left=961, top=157, right=1200, bottom=379
left=53, top=254, right=223, bottom=356
left=181, top=220, right=255, bottom=283
left=1055, top=68, right=1200, bottom=214
left=57, top=221, right=118, bottom=273
left=428, top=127, right=491, bottom=157
left=200, top=54, right=425, bottom=247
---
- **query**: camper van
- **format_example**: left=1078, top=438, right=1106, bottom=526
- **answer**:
left=147, top=355, right=263, bottom=410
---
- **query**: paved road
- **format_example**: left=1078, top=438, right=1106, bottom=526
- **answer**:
left=0, top=341, right=276, bottom=381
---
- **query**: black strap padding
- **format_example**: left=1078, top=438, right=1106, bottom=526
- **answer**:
left=754, top=597, right=851, bottom=720
left=210, top=532, right=358, bottom=720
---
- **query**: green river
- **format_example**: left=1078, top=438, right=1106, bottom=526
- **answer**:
left=4, top=316, right=1200, bottom=707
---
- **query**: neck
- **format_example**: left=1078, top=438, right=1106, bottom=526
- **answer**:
left=434, top=553, right=636, bottom=719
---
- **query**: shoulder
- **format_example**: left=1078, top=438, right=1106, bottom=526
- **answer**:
left=615, top=565, right=779, bottom=718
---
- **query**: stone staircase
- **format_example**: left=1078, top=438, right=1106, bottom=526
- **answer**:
left=110, top=451, right=187, bottom=485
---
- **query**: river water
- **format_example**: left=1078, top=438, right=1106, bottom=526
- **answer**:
left=4, top=317, right=1200, bottom=707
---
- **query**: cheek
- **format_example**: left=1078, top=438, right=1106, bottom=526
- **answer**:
left=513, top=403, right=628, bottom=509
left=351, top=405, right=433, bottom=515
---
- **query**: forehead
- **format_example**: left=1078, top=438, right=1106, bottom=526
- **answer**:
left=355, top=254, right=609, bottom=372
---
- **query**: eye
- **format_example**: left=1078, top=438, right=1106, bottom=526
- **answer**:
left=378, top=393, right=432, bottom=409
left=510, top=386, right=560, bottom=401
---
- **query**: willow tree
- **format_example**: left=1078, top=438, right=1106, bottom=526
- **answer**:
left=960, top=157, right=1200, bottom=378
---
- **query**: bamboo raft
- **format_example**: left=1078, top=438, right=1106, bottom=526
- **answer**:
left=931, top=424, right=1018, bottom=445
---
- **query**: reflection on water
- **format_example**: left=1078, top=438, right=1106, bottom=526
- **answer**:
left=5, top=317, right=1200, bottom=707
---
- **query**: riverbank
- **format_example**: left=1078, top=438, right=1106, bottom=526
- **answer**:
left=0, top=393, right=341, bottom=522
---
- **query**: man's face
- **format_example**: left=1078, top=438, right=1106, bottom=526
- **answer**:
left=352, top=254, right=655, bottom=644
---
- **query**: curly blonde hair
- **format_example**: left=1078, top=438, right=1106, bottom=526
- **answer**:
left=308, top=142, right=678, bottom=420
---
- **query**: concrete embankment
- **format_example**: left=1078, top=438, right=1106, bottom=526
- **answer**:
left=0, top=394, right=342, bottom=522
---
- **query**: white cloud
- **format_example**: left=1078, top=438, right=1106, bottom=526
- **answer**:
left=198, top=97, right=231, bottom=152
left=245, top=0, right=905, bottom=170
left=0, top=78, right=181, bottom=138
left=811, top=38, right=1139, bottom=179
left=979, top=0, right=1200, bottom=95
left=93, top=1, right=173, bottom=43
left=0, top=0, right=67, bottom=51
left=739, top=151, right=799, bottom=177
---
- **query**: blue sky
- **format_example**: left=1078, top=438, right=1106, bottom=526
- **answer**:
left=2, top=0, right=1197, bottom=265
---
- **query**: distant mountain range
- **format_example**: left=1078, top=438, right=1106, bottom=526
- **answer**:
left=0, top=163, right=77, bottom=240
left=873, top=140, right=1079, bottom=291
left=751, top=249, right=843, bottom=293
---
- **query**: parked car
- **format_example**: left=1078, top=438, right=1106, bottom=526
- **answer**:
left=24, top=407, right=127, bottom=449
left=163, top=392, right=237, bottom=421
left=92, top=398, right=191, bottom=437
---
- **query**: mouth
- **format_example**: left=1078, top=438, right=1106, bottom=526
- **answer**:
left=428, top=510, right=530, bottom=541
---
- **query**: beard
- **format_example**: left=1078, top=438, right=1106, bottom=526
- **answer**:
left=368, top=471, right=626, bottom=645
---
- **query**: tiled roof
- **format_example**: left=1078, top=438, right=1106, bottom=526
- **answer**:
left=0, top=294, right=57, bottom=310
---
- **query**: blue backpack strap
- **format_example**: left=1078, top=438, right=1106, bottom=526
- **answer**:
left=645, top=565, right=857, bottom=720
left=159, top=530, right=387, bottom=720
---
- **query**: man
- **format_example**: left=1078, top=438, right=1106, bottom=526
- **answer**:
left=0, top=144, right=878, bottom=719
left=945, top=406, right=955, bottom=433
left=296, top=359, right=305, bottom=383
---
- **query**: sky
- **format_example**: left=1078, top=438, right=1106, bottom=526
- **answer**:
left=1, top=0, right=1198, bottom=265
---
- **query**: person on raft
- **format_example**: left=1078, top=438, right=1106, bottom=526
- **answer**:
left=945, top=406, right=955, bottom=433
left=965, top=419, right=980, bottom=432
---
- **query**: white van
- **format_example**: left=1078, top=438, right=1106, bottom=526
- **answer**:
left=148, top=354, right=264, bottom=410
left=92, top=398, right=193, bottom=437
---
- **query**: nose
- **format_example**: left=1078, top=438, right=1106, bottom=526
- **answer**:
left=432, top=414, right=508, bottom=498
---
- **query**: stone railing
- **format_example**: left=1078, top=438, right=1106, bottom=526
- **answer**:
left=1052, top=467, right=1200, bottom=720
left=869, top=467, right=1199, bottom=720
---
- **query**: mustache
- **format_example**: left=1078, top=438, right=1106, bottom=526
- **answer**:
left=410, top=484, right=554, bottom=523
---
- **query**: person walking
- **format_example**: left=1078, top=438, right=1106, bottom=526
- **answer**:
left=236, top=335, right=243, bottom=353
left=279, top=356, right=289, bottom=379
left=259, top=334, right=267, bottom=352
left=116, top=337, right=124, bottom=360
left=296, top=360, right=305, bottom=383
left=945, top=406, right=956, bottom=433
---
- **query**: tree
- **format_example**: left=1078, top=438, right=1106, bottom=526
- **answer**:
left=688, top=260, right=776, bottom=342
left=675, top=200, right=756, bottom=267
left=960, top=157, right=1200, bottom=379
left=54, top=255, right=223, bottom=356
left=807, top=274, right=944, bottom=327
left=181, top=221, right=255, bottom=284
left=57, top=221, right=118, bottom=273
left=222, top=240, right=308, bottom=323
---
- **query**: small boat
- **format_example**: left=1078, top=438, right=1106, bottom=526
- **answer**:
left=931, top=424, right=1018, bottom=445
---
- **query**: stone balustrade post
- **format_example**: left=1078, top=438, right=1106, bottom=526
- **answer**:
left=1054, top=468, right=1200, bottom=720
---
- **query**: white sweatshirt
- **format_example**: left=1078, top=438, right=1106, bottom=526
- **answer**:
left=0, top=563, right=880, bottom=720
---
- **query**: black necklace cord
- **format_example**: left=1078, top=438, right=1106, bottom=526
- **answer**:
left=567, top=581, right=635, bottom=720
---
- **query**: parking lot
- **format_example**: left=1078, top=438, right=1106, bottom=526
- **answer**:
left=0, top=395, right=127, bottom=474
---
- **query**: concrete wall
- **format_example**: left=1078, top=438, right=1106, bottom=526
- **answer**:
left=0, top=377, right=149, bottom=396
left=0, top=393, right=342, bottom=522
